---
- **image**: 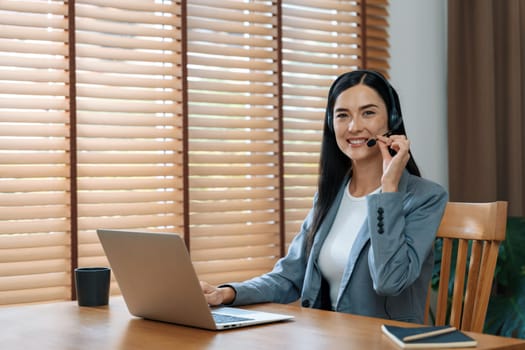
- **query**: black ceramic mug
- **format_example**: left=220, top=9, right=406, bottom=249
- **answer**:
left=74, top=267, right=111, bottom=307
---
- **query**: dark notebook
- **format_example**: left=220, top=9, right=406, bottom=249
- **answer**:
left=381, top=325, right=477, bottom=349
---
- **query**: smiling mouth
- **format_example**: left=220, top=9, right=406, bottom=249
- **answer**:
left=348, top=138, right=368, bottom=145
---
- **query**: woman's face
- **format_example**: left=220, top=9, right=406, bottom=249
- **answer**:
left=332, top=84, right=389, bottom=163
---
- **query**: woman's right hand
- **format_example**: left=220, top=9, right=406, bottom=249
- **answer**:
left=200, top=281, right=236, bottom=306
left=377, top=134, right=411, bottom=192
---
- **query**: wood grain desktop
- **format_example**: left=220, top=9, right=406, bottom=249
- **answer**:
left=2, top=296, right=524, bottom=350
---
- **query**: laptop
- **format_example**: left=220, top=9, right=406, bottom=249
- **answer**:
left=96, top=229, right=294, bottom=330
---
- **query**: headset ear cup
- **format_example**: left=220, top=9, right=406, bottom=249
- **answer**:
left=389, top=111, right=398, bottom=130
left=389, top=109, right=402, bottom=131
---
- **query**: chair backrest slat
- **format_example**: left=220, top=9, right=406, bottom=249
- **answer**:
left=449, top=239, right=469, bottom=327
left=435, top=237, right=453, bottom=326
left=472, top=241, right=501, bottom=331
left=461, top=240, right=483, bottom=330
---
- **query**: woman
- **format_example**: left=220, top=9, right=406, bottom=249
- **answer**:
left=201, top=70, right=448, bottom=323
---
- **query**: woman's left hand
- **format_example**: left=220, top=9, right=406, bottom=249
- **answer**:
left=376, top=134, right=411, bottom=192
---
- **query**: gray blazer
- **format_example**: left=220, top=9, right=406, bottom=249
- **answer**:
left=227, top=170, right=448, bottom=323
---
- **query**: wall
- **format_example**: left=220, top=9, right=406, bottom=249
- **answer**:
left=389, top=0, right=448, bottom=189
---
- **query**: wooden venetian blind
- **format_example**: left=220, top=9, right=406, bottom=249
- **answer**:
left=0, top=0, right=390, bottom=305
left=0, top=0, right=70, bottom=305
left=74, top=0, right=183, bottom=275
left=186, top=0, right=281, bottom=284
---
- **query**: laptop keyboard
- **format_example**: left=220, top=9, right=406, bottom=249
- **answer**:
left=212, top=312, right=254, bottom=324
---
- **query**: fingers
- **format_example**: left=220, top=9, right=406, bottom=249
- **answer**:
left=376, top=134, right=409, bottom=152
left=378, top=134, right=410, bottom=158
left=375, top=134, right=411, bottom=192
left=200, top=280, right=214, bottom=293
left=376, top=135, right=393, bottom=160
left=200, top=281, right=224, bottom=306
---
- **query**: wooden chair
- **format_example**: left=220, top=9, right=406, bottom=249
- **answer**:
left=424, top=201, right=508, bottom=332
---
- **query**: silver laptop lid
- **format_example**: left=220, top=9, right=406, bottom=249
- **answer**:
left=97, top=229, right=217, bottom=329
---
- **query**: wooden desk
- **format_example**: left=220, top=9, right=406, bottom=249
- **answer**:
left=2, top=297, right=524, bottom=349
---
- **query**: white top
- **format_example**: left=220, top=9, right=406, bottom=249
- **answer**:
left=318, top=182, right=381, bottom=309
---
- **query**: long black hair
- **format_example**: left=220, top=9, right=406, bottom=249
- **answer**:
left=305, top=70, right=421, bottom=253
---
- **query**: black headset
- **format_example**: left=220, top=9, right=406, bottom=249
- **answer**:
left=328, top=70, right=402, bottom=132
